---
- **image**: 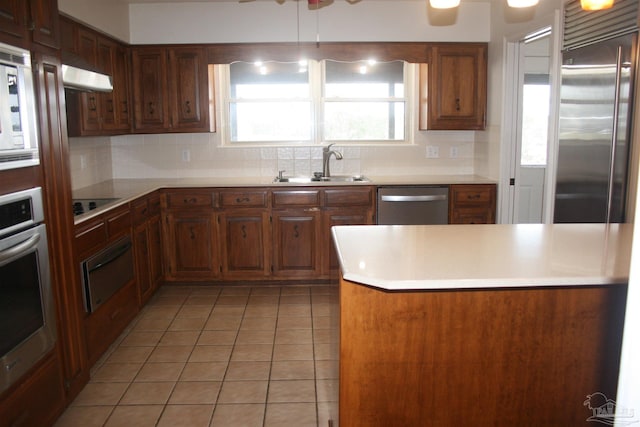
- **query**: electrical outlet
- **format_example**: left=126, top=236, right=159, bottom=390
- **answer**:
left=450, top=146, right=459, bottom=158
left=426, top=146, right=439, bottom=158
left=79, top=154, right=87, bottom=170
left=182, top=149, right=191, bottom=162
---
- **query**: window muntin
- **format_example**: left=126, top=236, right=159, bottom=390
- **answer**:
left=224, top=60, right=408, bottom=145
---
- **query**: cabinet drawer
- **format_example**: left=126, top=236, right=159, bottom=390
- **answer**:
left=106, top=207, right=131, bottom=238
left=219, top=190, right=268, bottom=208
left=324, top=188, right=374, bottom=207
left=272, top=190, right=321, bottom=207
left=166, top=192, right=214, bottom=208
left=450, top=185, right=495, bottom=205
left=75, top=220, right=107, bottom=258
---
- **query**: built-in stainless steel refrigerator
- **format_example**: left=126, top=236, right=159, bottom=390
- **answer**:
left=554, top=33, right=637, bottom=223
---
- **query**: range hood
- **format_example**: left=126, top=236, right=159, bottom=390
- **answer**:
left=61, top=64, right=113, bottom=92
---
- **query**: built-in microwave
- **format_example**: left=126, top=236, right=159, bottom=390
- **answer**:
left=0, top=42, right=39, bottom=171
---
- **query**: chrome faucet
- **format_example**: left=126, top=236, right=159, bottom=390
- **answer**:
left=322, top=144, right=343, bottom=178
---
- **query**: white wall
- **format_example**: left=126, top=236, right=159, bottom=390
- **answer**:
left=58, top=0, right=130, bottom=42
left=128, top=1, right=490, bottom=44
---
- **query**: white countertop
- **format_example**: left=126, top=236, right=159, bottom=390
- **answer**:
left=331, top=223, right=633, bottom=290
left=72, top=175, right=495, bottom=223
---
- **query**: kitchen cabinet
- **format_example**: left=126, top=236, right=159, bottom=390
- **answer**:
left=322, top=187, right=375, bottom=274
left=132, top=193, right=162, bottom=306
left=74, top=205, right=138, bottom=365
left=0, top=0, right=59, bottom=50
left=131, top=46, right=211, bottom=133
left=0, top=352, right=65, bottom=427
left=271, top=189, right=323, bottom=278
left=162, top=190, right=220, bottom=280
left=422, top=43, right=487, bottom=130
left=449, top=184, right=496, bottom=224
left=63, top=18, right=132, bottom=136
left=218, top=189, right=271, bottom=279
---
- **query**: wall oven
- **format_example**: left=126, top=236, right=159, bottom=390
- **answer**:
left=0, top=42, right=39, bottom=170
left=0, top=187, right=55, bottom=394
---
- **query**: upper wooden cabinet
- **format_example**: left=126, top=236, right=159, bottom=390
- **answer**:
left=62, top=18, right=132, bottom=136
left=420, top=43, right=487, bottom=131
left=131, top=46, right=212, bottom=133
left=0, top=0, right=59, bottom=50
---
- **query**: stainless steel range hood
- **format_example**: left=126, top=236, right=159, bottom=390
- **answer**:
left=62, top=64, right=113, bottom=92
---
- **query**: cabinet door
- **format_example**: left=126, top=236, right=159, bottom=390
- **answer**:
left=132, top=47, right=170, bottom=132
left=28, top=0, right=59, bottom=49
left=272, top=210, right=322, bottom=278
left=163, top=211, right=219, bottom=280
left=134, top=222, right=152, bottom=305
left=97, top=37, right=117, bottom=130
left=428, top=44, right=486, bottom=130
left=219, top=210, right=270, bottom=279
left=148, top=214, right=163, bottom=288
left=323, top=209, right=373, bottom=274
left=169, top=46, right=210, bottom=131
left=112, top=44, right=132, bottom=131
left=0, top=0, right=28, bottom=45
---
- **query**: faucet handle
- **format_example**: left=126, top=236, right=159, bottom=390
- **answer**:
left=324, top=143, right=335, bottom=151
left=278, top=170, right=286, bottom=180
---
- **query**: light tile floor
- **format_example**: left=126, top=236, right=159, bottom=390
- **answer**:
left=54, top=285, right=337, bottom=427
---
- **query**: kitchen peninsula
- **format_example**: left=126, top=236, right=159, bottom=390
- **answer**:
left=331, top=223, right=631, bottom=426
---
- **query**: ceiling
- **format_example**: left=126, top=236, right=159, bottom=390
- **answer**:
left=116, top=0, right=489, bottom=3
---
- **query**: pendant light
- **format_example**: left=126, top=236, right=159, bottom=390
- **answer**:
left=507, top=0, right=539, bottom=7
left=580, top=0, right=614, bottom=10
left=429, top=0, right=460, bottom=9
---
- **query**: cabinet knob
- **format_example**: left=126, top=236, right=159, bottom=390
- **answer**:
left=107, top=99, right=114, bottom=113
left=185, top=100, right=192, bottom=114
left=89, top=96, right=97, bottom=112
left=455, top=98, right=461, bottom=111
left=122, top=101, right=129, bottom=114
left=148, top=102, right=155, bottom=115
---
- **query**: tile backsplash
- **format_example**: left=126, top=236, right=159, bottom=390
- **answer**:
left=69, top=131, right=475, bottom=190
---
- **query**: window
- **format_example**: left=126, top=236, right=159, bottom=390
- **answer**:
left=520, top=73, right=550, bottom=166
left=221, top=59, right=409, bottom=145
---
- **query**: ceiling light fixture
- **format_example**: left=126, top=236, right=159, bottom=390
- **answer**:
left=429, top=0, right=460, bottom=9
left=580, top=0, right=614, bottom=10
left=507, top=0, right=539, bottom=7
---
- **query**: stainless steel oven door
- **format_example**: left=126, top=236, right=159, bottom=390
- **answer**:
left=82, top=235, right=134, bottom=313
left=0, top=223, right=55, bottom=394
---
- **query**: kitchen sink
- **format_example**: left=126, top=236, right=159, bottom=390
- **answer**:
left=273, top=175, right=370, bottom=183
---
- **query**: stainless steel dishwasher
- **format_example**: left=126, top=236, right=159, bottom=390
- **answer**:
left=377, top=186, right=449, bottom=225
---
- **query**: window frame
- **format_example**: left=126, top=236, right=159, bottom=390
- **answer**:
left=217, top=61, right=416, bottom=147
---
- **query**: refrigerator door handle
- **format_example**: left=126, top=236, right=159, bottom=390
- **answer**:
left=606, top=45, right=623, bottom=224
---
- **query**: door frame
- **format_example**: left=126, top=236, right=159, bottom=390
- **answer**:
left=498, top=10, right=562, bottom=224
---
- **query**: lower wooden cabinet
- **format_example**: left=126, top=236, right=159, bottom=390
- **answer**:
left=163, top=210, right=220, bottom=281
left=0, top=352, right=65, bottom=427
left=132, top=194, right=163, bottom=305
left=272, top=209, right=322, bottom=278
left=219, top=209, right=271, bottom=279
left=449, top=184, right=496, bottom=224
left=84, top=281, right=138, bottom=365
left=159, top=186, right=375, bottom=282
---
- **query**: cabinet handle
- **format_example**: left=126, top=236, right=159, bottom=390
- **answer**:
left=190, top=226, right=195, bottom=239
left=183, top=198, right=197, bottom=204
left=294, top=224, right=299, bottom=238
left=185, top=100, right=192, bottom=114
left=107, top=99, right=114, bottom=113
left=467, top=194, right=481, bottom=200
left=141, top=208, right=148, bottom=215
left=122, top=100, right=129, bottom=114
left=455, top=98, right=461, bottom=111
left=148, top=102, right=155, bottom=115
left=110, top=307, right=122, bottom=320
left=89, top=96, right=97, bottom=112
left=236, top=197, right=250, bottom=203
left=241, top=225, right=247, bottom=239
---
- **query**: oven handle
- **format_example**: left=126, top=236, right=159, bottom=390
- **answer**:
left=380, top=195, right=447, bottom=202
left=86, top=241, right=132, bottom=273
left=0, top=234, right=40, bottom=262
